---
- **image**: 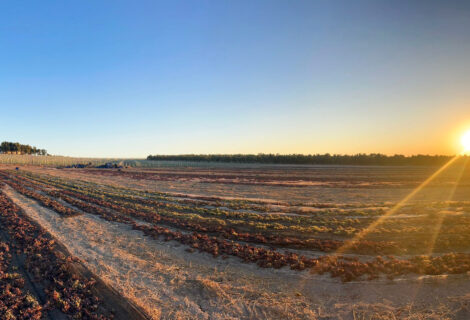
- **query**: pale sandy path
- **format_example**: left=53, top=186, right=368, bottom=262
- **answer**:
left=3, top=185, right=320, bottom=319
left=3, top=185, right=470, bottom=319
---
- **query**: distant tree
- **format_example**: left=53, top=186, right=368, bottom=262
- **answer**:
left=0, top=142, right=9, bottom=153
left=0, top=141, right=46, bottom=155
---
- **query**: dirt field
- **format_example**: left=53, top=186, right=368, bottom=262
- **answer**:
left=19, top=163, right=470, bottom=203
left=1, top=163, right=470, bottom=319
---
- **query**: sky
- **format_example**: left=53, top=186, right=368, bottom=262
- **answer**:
left=1, top=1, right=470, bottom=158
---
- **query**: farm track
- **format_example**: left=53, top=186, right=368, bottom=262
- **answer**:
left=0, top=186, right=149, bottom=320
left=4, top=184, right=328, bottom=319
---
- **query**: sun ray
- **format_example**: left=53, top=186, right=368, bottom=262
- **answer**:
left=425, top=156, right=469, bottom=255
left=405, top=157, right=469, bottom=305
left=335, top=154, right=461, bottom=255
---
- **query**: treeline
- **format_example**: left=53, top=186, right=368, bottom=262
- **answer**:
left=0, top=142, right=47, bottom=155
left=147, top=153, right=460, bottom=166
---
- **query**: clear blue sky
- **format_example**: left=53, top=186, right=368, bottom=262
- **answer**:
left=1, top=1, right=470, bottom=157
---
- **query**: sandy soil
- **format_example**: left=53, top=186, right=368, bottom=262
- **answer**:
left=3, top=185, right=470, bottom=319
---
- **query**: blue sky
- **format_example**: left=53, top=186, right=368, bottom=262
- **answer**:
left=1, top=1, right=470, bottom=157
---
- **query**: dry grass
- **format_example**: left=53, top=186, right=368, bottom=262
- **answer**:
left=4, top=184, right=470, bottom=319
left=4, top=164, right=470, bottom=319
left=4, top=186, right=320, bottom=319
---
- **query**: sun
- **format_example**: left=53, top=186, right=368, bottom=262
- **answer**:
left=461, top=130, right=470, bottom=152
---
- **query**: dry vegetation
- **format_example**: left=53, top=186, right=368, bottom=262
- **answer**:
left=1, top=162, right=470, bottom=319
left=0, top=154, right=115, bottom=167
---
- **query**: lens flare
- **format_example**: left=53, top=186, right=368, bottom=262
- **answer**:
left=461, top=130, right=470, bottom=153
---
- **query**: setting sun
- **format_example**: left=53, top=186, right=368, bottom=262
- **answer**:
left=461, top=131, right=470, bottom=152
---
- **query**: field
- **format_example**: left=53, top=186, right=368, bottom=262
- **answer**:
left=1, top=162, right=470, bottom=319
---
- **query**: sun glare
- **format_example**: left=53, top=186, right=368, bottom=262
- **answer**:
left=461, top=130, right=470, bottom=153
